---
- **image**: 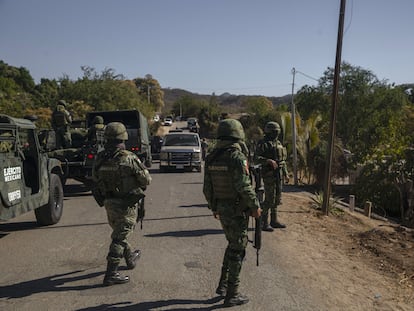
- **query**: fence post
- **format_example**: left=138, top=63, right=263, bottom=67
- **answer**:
left=349, top=195, right=355, bottom=212
left=364, top=201, right=372, bottom=218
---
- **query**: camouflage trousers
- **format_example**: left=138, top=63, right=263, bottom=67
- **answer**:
left=219, top=213, right=249, bottom=290
left=263, top=175, right=282, bottom=215
left=104, top=199, right=137, bottom=265
left=55, top=127, right=72, bottom=149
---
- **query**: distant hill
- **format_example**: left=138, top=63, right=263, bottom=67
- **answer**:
left=162, top=88, right=292, bottom=113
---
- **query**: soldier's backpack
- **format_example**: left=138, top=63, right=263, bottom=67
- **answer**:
left=53, top=105, right=68, bottom=127
left=96, top=150, right=144, bottom=202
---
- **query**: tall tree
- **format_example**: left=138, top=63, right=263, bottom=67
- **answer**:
left=58, top=67, right=152, bottom=118
left=134, top=75, right=164, bottom=113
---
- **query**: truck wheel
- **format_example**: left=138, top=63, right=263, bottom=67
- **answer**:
left=35, top=173, right=64, bottom=226
left=145, top=159, right=152, bottom=168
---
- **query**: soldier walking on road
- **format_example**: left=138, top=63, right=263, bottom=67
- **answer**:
left=256, top=121, right=288, bottom=231
left=51, top=100, right=72, bottom=149
left=203, top=119, right=261, bottom=307
left=92, top=122, right=151, bottom=286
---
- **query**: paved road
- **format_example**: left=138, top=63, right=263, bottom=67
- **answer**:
left=0, top=163, right=323, bottom=311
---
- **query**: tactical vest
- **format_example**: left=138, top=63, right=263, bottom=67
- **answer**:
left=259, top=139, right=285, bottom=161
left=97, top=150, right=140, bottom=198
left=53, top=106, right=68, bottom=127
left=207, top=149, right=237, bottom=200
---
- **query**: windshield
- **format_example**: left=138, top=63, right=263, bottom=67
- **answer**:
left=164, top=134, right=199, bottom=147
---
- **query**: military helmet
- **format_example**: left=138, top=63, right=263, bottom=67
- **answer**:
left=92, top=115, right=104, bottom=124
left=264, top=121, right=281, bottom=135
left=58, top=100, right=67, bottom=107
left=104, top=122, right=128, bottom=140
left=217, top=119, right=245, bottom=140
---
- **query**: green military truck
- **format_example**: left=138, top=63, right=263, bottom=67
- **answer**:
left=86, top=109, right=152, bottom=167
left=0, top=114, right=64, bottom=225
left=42, top=109, right=152, bottom=190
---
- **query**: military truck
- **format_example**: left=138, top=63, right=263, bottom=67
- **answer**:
left=0, top=114, right=64, bottom=225
left=86, top=109, right=152, bottom=167
left=44, top=109, right=151, bottom=189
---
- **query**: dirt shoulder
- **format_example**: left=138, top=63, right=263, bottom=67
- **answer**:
left=274, top=187, right=414, bottom=310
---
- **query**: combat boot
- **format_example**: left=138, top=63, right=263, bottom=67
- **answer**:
left=262, top=213, right=274, bottom=232
left=103, top=262, right=129, bottom=286
left=270, top=212, right=286, bottom=229
left=124, top=249, right=141, bottom=270
left=216, top=279, right=227, bottom=296
left=223, top=285, right=249, bottom=307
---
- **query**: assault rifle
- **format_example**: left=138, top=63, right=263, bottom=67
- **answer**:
left=136, top=197, right=145, bottom=230
left=249, top=164, right=263, bottom=266
left=126, top=188, right=146, bottom=230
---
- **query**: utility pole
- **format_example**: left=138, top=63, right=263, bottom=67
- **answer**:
left=291, top=67, right=298, bottom=185
left=147, top=85, right=151, bottom=106
left=322, top=0, right=346, bottom=215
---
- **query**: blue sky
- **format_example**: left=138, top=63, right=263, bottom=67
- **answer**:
left=1, top=0, right=413, bottom=97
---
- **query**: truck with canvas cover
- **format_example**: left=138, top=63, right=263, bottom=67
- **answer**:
left=0, top=114, right=64, bottom=225
left=86, top=109, right=152, bottom=167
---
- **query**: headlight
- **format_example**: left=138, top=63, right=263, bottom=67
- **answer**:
left=160, top=152, right=168, bottom=160
left=192, top=152, right=201, bottom=160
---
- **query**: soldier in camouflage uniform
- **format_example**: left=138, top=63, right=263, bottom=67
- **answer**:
left=87, top=115, right=105, bottom=144
left=256, top=121, right=288, bottom=231
left=92, top=122, right=152, bottom=286
left=51, top=100, right=72, bottom=149
left=203, top=119, right=261, bottom=307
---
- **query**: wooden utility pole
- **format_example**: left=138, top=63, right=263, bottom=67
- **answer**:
left=291, top=67, right=298, bottom=185
left=322, top=0, right=346, bottom=215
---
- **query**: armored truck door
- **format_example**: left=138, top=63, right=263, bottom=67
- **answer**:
left=0, top=128, right=25, bottom=211
left=1, top=156, right=24, bottom=207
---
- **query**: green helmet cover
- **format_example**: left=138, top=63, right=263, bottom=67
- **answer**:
left=104, top=122, right=128, bottom=140
left=217, top=119, right=245, bottom=140
left=92, top=115, right=104, bottom=124
left=264, top=121, right=281, bottom=135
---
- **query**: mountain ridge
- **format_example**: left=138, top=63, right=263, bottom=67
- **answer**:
left=162, top=87, right=292, bottom=112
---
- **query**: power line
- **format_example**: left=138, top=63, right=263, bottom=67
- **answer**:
left=295, top=70, right=319, bottom=82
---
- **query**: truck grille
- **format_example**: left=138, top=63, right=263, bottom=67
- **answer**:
left=170, top=152, right=192, bottom=163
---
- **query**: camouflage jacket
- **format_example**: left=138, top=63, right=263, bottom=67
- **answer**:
left=92, top=146, right=151, bottom=205
left=203, top=140, right=260, bottom=215
left=256, top=136, right=289, bottom=177
left=51, top=105, right=72, bottom=129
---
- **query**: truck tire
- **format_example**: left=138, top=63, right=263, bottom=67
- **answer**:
left=144, top=158, right=152, bottom=168
left=35, top=173, right=64, bottom=226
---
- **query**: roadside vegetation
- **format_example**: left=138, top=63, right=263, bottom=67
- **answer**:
left=1, top=60, right=413, bottom=227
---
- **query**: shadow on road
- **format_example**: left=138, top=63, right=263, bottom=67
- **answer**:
left=63, top=183, right=92, bottom=197
left=283, top=185, right=316, bottom=193
left=0, top=270, right=104, bottom=299
left=179, top=204, right=208, bottom=208
left=75, top=296, right=225, bottom=311
left=145, top=228, right=223, bottom=238
left=0, top=222, right=108, bottom=239
left=0, top=221, right=38, bottom=233
left=144, top=214, right=212, bottom=222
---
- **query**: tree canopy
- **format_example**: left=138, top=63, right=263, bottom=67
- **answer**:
left=0, top=61, right=163, bottom=126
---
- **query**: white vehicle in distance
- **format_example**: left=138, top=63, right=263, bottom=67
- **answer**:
left=159, top=130, right=202, bottom=172
left=163, top=116, right=173, bottom=126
